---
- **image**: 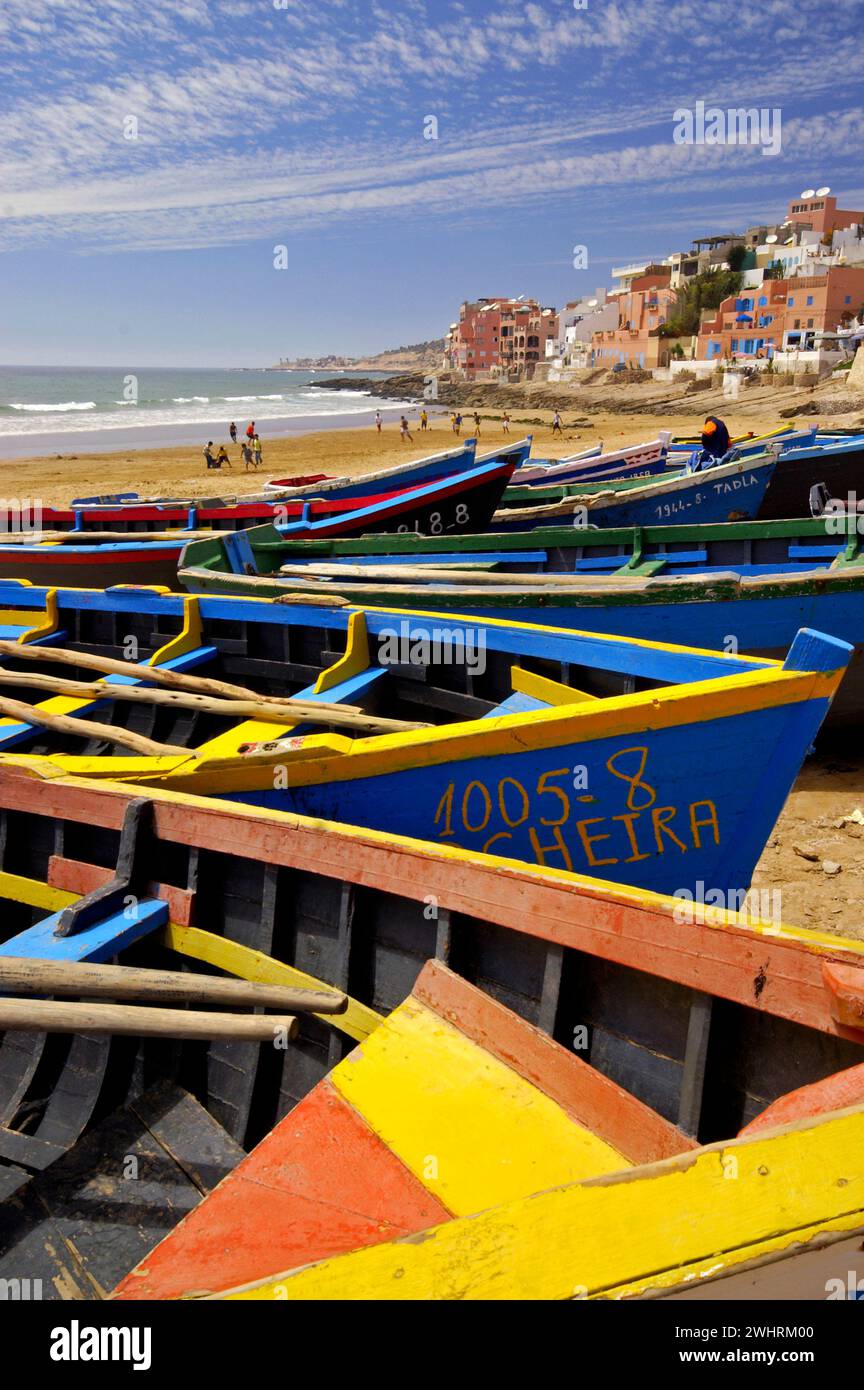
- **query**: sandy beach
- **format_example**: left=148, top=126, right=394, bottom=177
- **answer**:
left=4, top=404, right=789, bottom=507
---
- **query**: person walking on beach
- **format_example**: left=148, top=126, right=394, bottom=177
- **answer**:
left=552, top=411, right=563, bottom=436
left=502, top=412, right=510, bottom=434
left=400, top=414, right=413, bottom=443
left=473, top=411, right=481, bottom=437
left=375, top=410, right=382, bottom=434
left=450, top=412, right=457, bottom=434
left=229, top=421, right=237, bottom=444
left=252, top=433, right=263, bottom=468
left=203, top=441, right=218, bottom=468
left=241, top=440, right=254, bottom=470
left=420, top=408, right=428, bottom=431
left=246, top=421, right=255, bottom=440
left=454, top=412, right=462, bottom=436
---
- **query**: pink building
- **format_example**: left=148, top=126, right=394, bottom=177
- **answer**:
left=450, top=298, right=558, bottom=378
left=591, top=269, right=676, bottom=369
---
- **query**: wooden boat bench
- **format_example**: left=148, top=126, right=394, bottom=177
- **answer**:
left=0, top=593, right=219, bottom=751
left=483, top=666, right=598, bottom=719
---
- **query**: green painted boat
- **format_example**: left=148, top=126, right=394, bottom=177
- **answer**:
left=179, top=518, right=864, bottom=727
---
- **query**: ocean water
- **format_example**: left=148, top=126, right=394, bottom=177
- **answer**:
left=0, top=366, right=408, bottom=457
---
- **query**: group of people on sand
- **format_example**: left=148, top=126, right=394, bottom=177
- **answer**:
left=375, top=408, right=431, bottom=442
left=374, top=407, right=517, bottom=442
left=204, top=421, right=263, bottom=471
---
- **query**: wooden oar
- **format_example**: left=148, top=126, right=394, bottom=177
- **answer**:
left=0, top=668, right=428, bottom=735
left=276, top=562, right=649, bottom=587
left=0, top=957, right=347, bottom=1013
left=278, top=562, right=496, bottom=580
left=0, top=640, right=428, bottom=734
left=0, top=530, right=207, bottom=545
left=0, top=694, right=190, bottom=755
left=0, top=996, right=299, bottom=1042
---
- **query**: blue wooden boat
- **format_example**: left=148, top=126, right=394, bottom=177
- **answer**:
left=264, top=437, right=531, bottom=499
left=494, top=449, right=778, bottom=530
left=0, top=581, right=848, bottom=899
left=272, top=451, right=518, bottom=539
left=666, top=425, right=816, bottom=467
left=751, top=432, right=864, bottom=520
left=516, top=434, right=671, bottom=486
left=20, top=444, right=525, bottom=536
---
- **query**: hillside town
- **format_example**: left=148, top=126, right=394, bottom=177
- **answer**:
left=444, top=189, right=864, bottom=386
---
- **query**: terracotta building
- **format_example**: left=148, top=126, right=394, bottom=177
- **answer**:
left=591, top=268, right=677, bottom=369
left=697, top=264, right=864, bottom=359
left=785, top=193, right=864, bottom=239
left=449, top=298, right=558, bottom=378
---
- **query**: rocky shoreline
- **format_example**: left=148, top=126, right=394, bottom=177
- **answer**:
left=312, top=370, right=864, bottom=421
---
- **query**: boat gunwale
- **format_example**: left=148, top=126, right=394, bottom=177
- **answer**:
left=0, top=768, right=862, bottom=1039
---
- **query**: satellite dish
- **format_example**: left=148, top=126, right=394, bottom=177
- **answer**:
left=765, top=234, right=778, bottom=244
left=800, top=188, right=816, bottom=198
left=816, top=185, right=831, bottom=196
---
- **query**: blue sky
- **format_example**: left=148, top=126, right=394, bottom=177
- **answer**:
left=1, top=0, right=862, bottom=367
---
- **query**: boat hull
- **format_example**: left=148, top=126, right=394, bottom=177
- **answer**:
left=0, top=542, right=184, bottom=591
left=755, top=439, right=864, bottom=520
left=493, top=454, right=777, bottom=531
left=277, top=457, right=515, bottom=539
left=219, top=673, right=838, bottom=896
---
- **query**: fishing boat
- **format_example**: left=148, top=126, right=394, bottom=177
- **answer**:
left=493, top=449, right=779, bottom=530
left=0, top=770, right=862, bottom=1299
left=192, top=518, right=864, bottom=726
left=271, top=452, right=517, bottom=539
left=667, top=422, right=808, bottom=457
left=0, top=533, right=195, bottom=589
left=752, top=432, right=864, bottom=520
left=495, top=428, right=822, bottom=512
left=16, top=445, right=524, bottom=536
left=263, top=437, right=531, bottom=499
left=114, top=960, right=864, bottom=1303
left=515, top=432, right=672, bottom=486
left=0, top=582, right=849, bottom=897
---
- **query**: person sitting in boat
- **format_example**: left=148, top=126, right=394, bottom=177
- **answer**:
left=701, top=415, right=731, bottom=459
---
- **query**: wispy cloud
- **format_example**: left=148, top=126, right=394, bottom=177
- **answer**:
left=1, top=0, right=862, bottom=255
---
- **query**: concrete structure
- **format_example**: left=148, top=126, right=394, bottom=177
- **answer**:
left=446, top=189, right=864, bottom=379
left=665, top=235, right=744, bottom=288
